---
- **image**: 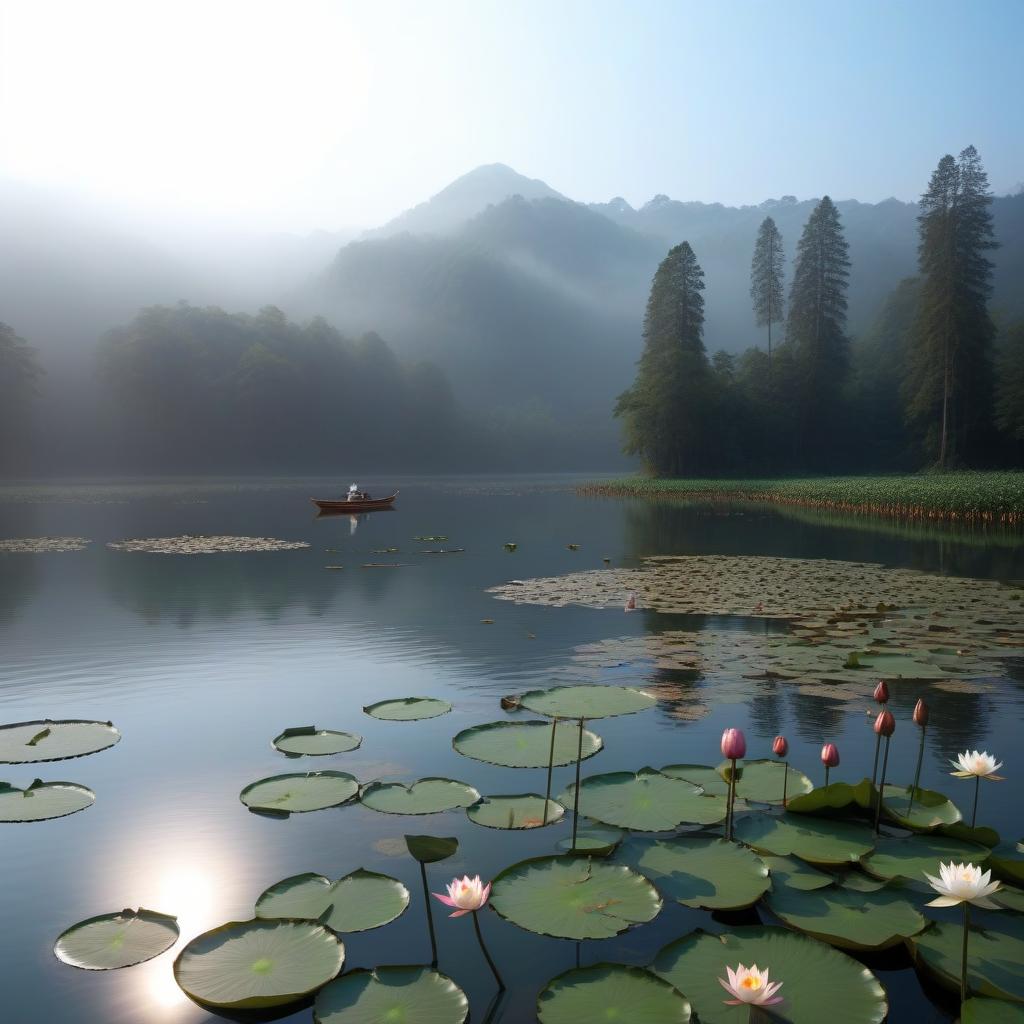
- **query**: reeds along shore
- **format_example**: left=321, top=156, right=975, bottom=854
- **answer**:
left=579, top=473, right=1024, bottom=525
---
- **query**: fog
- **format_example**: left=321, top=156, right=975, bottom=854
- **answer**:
left=2, top=1, right=1023, bottom=475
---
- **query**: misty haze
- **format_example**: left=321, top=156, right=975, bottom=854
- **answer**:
left=2, top=3, right=1023, bottom=1023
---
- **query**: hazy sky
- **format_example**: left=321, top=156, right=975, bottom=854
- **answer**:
left=2, top=0, right=1022, bottom=232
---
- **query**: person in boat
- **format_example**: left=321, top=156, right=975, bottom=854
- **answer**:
left=346, top=483, right=370, bottom=501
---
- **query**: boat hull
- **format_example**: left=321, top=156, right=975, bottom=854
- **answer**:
left=311, top=492, right=398, bottom=513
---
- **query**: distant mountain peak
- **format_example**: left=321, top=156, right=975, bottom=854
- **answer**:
left=374, top=163, right=564, bottom=238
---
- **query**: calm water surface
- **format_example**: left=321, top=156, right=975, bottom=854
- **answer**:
left=1, top=476, right=1022, bottom=1024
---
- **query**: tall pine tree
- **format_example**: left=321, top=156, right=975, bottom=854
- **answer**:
left=904, top=146, right=998, bottom=467
left=783, top=196, right=851, bottom=467
left=615, top=242, right=713, bottom=475
left=750, top=216, right=785, bottom=367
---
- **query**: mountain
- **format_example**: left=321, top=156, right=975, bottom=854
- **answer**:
left=371, top=163, right=565, bottom=238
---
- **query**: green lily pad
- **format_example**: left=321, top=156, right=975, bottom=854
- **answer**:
left=661, top=763, right=729, bottom=797
left=860, top=833, right=989, bottom=881
left=559, top=768, right=726, bottom=831
left=556, top=823, right=624, bottom=856
left=940, top=823, right=1000, bottom=848
left=838, top=871, right=888, bottom=893
left=174, top=918, right=344, bottom=1009
left=733, top=814, right=874, bottom=867
left=359, top=778, right=480, bottom=815
left=363, top=698, right=452, bottom=721
left=987, top=838, right=1024, bottom=885
left=717, top=759, right=814, bottom=804
left=962, top=997, right=1024, bottom=1023
left=404, top=835, right=458, bottom=863
left=538, top=964, right=690, bottom=1024
left=877, top=784, right=962, bottom=830
left=0, top=719, right=120, bottom=763
left=519, top=684, right=656, bottom=720
left=239, top=771, right=360, bottom=815
left=785, top=780, right=873, bottom=816
left=616, top=837, right=770, bottom=910
left=314, top=966, right=468, bottom=1024
left=909, top=916, right=1024, bottom=1002
left=652, top=926, right=888, bottom=1024
left=766, top=879, right=927, bottom=950
left=489, top=855, right=662, bottom=940
left=54, top=909, right=179, bottom=970
left=452, top=720, right=602, bottom=769
left=467, top=794, right=564, bottom=829
left=272, top=727, right=362, bottom=756
left=764, top=855, right=835, bottom=892
left=994, top=885, right=1024, bottom=912
left=255, top=869, right=409, bottom=933
left=0, top=779, right=95, bottom=822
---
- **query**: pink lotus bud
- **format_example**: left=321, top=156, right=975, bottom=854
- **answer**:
left=772, top=735, right=788, bottom=757
left=913, top=698, right=929, bottom=727
left=820, top=743, right=840, bottom=768
left=721, top=728, right=747, bottom=760
left=624, top=592, right=637, bottom=612
left=874, top=709, right=896, bottom=737
left=873, top=680, right=890, bottom=704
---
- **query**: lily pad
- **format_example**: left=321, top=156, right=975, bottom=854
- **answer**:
left=909, top=916, right=1024, bottom=1002
left=616, top=836, right=770, bottom=910
left=363, top=698, right=452, bottom=721
left=489, top=855, right=662, bottom=940
left=559, top=768, right=726, bottom=831
left=255, top=869, right=409, bottom=933
left=764, top=855, right=834, bottom=892
left=718, top=759, right=814, bottom=804
left=54, top=909, right=179, bottom=970
left=860, top=833, right=989, bottom=881
left=661, top=763, right=729, bottom=797
left=962, top=997, right=1024, bottom=1023
left=404, top=835, right=458, bottom=863
left=467, top=794, right=564, bottom=829
left=0, top=719, right=120, bottom=764
left=538, top=964, right=691, bottom=1024
left=314, top=966, right=468, bottom=1024
left=359, top=778, right=480, bottom=815
left=652, top=926, right=888, bottom=1024
left=519, top=684, right=656, bottom=720
left=452, top=720, right=602, bottom=769
left=556, top=823, right=624, bottom=856
left=239, top=771, right=360, bottom=815
left=0, top=779, right=95, bottom=822
left=766, top=879, right=927, bottom=950
left=733, top=814, right=874, bottom=866
left=174, top=918, right=344, bottom=1009
left=272, top=727, right=362, bottom=757
left=987, top=838, right=1024, bottom=885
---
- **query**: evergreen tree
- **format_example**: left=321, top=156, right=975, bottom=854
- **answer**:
left=904, top=146, right=998, bottom=467
left=0, top=322, right=42, bottom=470
left=783, top=196, right=851, bottom=467
left=615, top=242, right=713, bottom=475
left=750, top=216, right=785, bottom=366
left=995, top=320, right=1024, bottom=445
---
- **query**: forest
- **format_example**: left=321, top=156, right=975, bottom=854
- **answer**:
left=616, top=147, right=1024, bottom=476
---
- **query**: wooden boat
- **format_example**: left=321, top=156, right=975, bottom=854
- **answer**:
left=311, top=492, right=398, bottom=513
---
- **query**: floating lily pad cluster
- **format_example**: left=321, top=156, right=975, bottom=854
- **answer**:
left=106, top=535, right=311, bottom=554
left=0, top=537, right=92, bottom=553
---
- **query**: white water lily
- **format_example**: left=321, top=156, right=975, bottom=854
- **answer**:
left=950, top=750, right=1004, bottom=780
left=924, top=862, right=1002, bottom=909
left=718, top=963, right=783, bottom=1006
left=432, top=874, right=491, bottom=918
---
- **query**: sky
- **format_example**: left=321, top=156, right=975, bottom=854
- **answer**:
left=1, top=0, right=1022, bottom=233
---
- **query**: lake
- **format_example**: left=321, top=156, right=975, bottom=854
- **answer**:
left=1, top=475, right=1022, bottom=1023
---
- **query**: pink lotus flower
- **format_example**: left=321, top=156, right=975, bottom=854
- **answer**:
left=772, top=735, right=788, bottom=757
left=624, top=592, right=637, bottom=611
left=821, top=742, right=840, bottom=768
left=874, top=709, right=895, bottom=737
left=721, top=728, right=746, bottom=760
left=873, top=680, right=890, bottom=704
left=913, top=698, right=929, bottom=727
left=719, top=963, right=784, bottom=1006
left=433, top=875, right=491, bottom=917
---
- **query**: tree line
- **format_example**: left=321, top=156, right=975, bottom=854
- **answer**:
left=617, top=146, right=1024, bottom=475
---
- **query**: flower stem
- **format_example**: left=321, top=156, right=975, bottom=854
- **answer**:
left=908, top=724, right=926, bottom=816
left=824, top=765, right=830, bottom=788
left=570, top=717, right=584, bottom=851
left=873, top=735, right=891, bottom=836
left=961, top=902, right=970, bottom=1006
left=419, top=862, right=438, bottom=966
left=727, top=758, right=737, bottom=841
left=542, top=717, right=558, bottom=826
left=972, top=774, right=980, bottom=828
left=782, top=759, right=788, bottom=806
left=870, top=730, right=882, bottom=788
left=473, top=910, right=505, bottom=990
